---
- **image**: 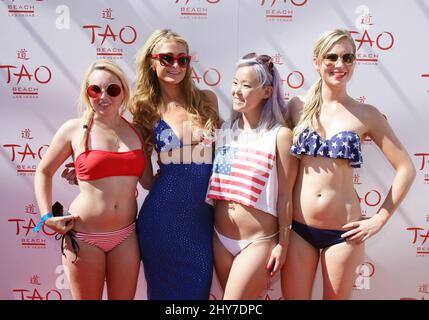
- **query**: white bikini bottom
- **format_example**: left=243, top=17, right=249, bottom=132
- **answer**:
left=214, top=227, right=279, bottom=257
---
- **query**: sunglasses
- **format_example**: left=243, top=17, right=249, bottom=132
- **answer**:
left=323, top=53, right=356, bottom=65
left=87, top=83, right=122, bottom=98
left=151, top=53, right=191, bottom=68
left=242, top=52, right=274, bottom=71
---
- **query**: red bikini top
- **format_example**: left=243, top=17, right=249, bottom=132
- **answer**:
left=74, top=116, right=145, bottom=181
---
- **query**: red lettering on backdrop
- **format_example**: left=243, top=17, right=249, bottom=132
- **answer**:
left=356, top=190, right=382, bottom=207
left=351, top=30, right=373, bottom=50
left=376, top=32, right=395, bottom=51
left=8, top=218, right=57, bottom=236
left=260, top=0, right=307, bottom=6
left=350, top=30, right=394, bottom=51
left=421, top=229, right=429, bottom=245
left=291, top=0, right=307, bottom=5
left=3, top=144, right=20, bottom=161
left=0, top=65, right=15, bottom=83
left=203, top=68, right=221, bottom=86
left=13, top=288, right=62, bottom=300
left=100, top=24, right=117, bottom=44
left=8, top=218, right=37, bottom=236
left=415, top=153, right=429, bottom=170
left=0, top=65, right=52, bottom=84
left=19, top=144, right=36, bottom=162
left=191, top=67, right=221, bottom=87
left=119, top=26, right=137, bottom=44
left=14, top=65, right=32, bottom=84
left=34, top=66, right=52, bottom=84
left=175, top=0, right=221, bottom=4
left=37, top=145, right=49, bottom=159
left=286, top=71, right=304, bottom=89
left=83, top=25, right=137, bottom=45
left=3, top=144, right=49, bottom=162
left=407, top=227, right=425, bottom=244
left=8, top=219, right=25, bottom=235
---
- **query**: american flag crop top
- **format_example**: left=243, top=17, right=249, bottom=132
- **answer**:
left=205, top=120, right=281, bottom=217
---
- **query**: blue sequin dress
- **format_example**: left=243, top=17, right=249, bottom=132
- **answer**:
left=137, top=119, right=214, bottom=300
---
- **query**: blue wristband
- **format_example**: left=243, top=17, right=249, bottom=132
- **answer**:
left=33, top=212, right=54, bottom=233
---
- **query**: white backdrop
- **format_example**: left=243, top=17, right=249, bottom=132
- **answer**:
left=1, top=0, right=428, bottom=300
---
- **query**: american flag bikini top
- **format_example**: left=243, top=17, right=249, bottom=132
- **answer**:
left=290, top=129, right=363, bottom=168
left=154, top=119, right=182, bottom=152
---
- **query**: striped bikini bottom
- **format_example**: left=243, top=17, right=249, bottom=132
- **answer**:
left=60, top=222, right=136, bottom=262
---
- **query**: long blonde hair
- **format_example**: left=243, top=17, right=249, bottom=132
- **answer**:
left=292, top=29, right=356, bottom=143
left=130, top=29, right=219, bottom=152
left=78, top=59, right=130, bottom=148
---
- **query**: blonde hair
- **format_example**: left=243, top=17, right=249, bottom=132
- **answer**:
left=130, top=29, right=219, bottom=152
left=292, top=29, right=356, bottom=143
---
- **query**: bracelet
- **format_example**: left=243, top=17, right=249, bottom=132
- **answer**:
left=33, top=212, right=54, bottom=233
left=280, top=224, right=292, bottom=231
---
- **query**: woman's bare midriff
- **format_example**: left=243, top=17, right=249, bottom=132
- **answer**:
left=293, top=155, right=362, bottom=229
left=68, top=176, right=139, bottom=232
left=215, top=200, right=278, bottom=240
